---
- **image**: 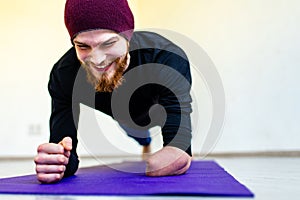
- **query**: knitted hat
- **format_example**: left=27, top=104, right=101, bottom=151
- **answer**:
left=64, top=0, right=134, bottom=41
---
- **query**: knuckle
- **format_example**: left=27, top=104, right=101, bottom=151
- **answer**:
left=146, top=157, right=157, bottom=167
left=54, top=174, right=62, bottom=182
left=35, top=165, right=41, bottom=173
left=58, top=145, right=64, bottom=153
left=36, top=173, right=41, bottom=180
left=37, top=173, right=46, bottom=182
left=34, top=155, right=41, bottom=164
left=37, top=173, right=61, bottom=183
left=34, top=156, right=38, bottom=164
left=58, top=165, right=66, bottom=173
left=58, top=155, right=66, bottom=164
left=37, top=144, right=46, bottom=153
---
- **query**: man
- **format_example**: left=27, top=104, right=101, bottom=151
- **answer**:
left=34, top=0, right=193, bottom=183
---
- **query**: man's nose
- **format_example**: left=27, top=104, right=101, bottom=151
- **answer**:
left=89, top=49, right=106, bottom=66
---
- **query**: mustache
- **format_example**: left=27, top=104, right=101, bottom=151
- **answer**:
left=84, top=56, right=124, bottom=68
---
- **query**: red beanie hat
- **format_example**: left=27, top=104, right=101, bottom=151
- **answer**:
left=64, top=0, right=134, bottom=41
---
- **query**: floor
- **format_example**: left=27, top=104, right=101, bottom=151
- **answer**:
left=0, top=156, right=299, bottom=200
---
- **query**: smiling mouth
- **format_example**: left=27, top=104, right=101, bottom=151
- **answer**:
left=94, top=62, right=114, bottom=72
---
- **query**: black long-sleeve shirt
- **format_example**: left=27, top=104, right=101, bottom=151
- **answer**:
left=48, top=31, right=192, bottom=176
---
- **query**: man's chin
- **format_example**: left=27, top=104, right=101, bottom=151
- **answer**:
left=95, top=77, right=124, bottom=93
left=82, top=53, right=128, bottom=92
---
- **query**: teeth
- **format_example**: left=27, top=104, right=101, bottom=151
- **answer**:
left=95, top=62, right=112, bottom=69
left=96, top=65, right=106, bottom=69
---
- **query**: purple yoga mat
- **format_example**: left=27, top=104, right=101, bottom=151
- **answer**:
left=0, top=160, right=253, bottom=197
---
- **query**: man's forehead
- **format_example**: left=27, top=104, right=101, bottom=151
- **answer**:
left=73, top=29, right=120, bottom=44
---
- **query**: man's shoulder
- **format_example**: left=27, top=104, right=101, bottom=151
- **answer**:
left=130, top=31, right=187, bottom=58
left=128, top=31, right=191, bottom=83
left=49, top=47, right=81, bottom=93
left=131, top=31, right=170, bottom=45
left=52, top=47, right=80, bottom=74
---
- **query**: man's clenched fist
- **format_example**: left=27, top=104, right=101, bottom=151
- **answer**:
left=146, top=146, right=191, bottom=176
left=34, top=137, right=72, bottom=183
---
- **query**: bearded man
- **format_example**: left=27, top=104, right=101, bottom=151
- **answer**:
left=34, top=0, right=193, bottom=183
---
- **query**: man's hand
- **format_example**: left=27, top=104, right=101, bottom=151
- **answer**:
left=145, top=146, right=191, bottom=176
left=34, top=137, right=72, bottom=183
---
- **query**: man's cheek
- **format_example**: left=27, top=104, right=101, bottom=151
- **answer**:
left=76, top=49, right=88, bottom=62
left=108, top=46, right=127, bottom=58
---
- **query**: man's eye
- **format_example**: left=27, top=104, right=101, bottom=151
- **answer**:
left=103, top=41, right=116, bottom=47
left=77, top=45, right=89, bottom=50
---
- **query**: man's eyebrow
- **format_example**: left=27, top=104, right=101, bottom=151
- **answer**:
left=74, top=36, right=119, bottom=46
left=102, top=36, right=119, bottom=44
left=73, top=41, right=87, bottom=45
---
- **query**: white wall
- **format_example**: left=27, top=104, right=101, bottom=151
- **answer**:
left=0, top=0, right=299, bottom=157
left=0, top=0, right=70, bottom=156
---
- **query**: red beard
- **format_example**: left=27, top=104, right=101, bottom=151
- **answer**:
left=81, top=54, right=128, bottom=92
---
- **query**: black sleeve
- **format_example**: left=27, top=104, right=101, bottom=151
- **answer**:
left=157, top=51, right=193, bottom=156
left=48, top=63, right=80, bottom=177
